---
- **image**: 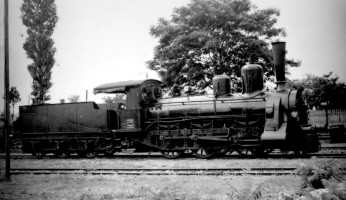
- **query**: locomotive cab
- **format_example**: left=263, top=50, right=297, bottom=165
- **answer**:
left=94, top=79, right=163, bottom=132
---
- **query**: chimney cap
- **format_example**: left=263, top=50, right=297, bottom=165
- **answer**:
left=271, top=41, right=286, bottom=45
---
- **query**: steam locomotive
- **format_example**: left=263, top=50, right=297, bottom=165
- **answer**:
left=17, top=42, right=320, bottom=158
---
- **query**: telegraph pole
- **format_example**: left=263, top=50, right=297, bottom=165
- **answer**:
left=138, top=72, right=148, bottom=80
left=4, top=0, right=11, bottom=180
left=86, top=90, right=88, bottom=102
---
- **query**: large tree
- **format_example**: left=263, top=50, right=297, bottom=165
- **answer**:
left=102, top=94, right=126, bottom=110
left=9, top=87, right=21, bottom=121
left=288, top=73, right=346, bottom=110
left=148, top=0, right=299, bottom=96
left=67, top=95, right=80, bottom=103
left=21, top=0, right=58, bottom=103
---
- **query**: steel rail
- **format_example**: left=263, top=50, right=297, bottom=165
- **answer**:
left=2, top=152, right=346, bottom=159
left=9, top=167, right=300, bottom=176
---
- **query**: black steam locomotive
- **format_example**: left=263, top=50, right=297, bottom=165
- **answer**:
left=17, top=42, right=320, bottom=158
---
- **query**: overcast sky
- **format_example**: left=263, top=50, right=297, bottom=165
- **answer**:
left=1, top=0, right=346, bottom=112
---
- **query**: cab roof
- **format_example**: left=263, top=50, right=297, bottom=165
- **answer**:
left=93, top=79, right=162, bottom=94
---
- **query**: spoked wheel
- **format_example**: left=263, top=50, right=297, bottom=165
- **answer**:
left=219, top=147, right=230, bottom=155
left=85, top=150, right=97, bottom=158
left=293, top=149, right=307, bottom=156
left=262, top=148, right=273, bottom=156
left=32, top=151, right=45, bottom=159
left=160, top=150, right=183, bottom=159
left=54, top=150, right=70, bottom=158
left=192, top=147, right=218, bottom=159
left=104, top=148, right=118, bottom=157
left=248, top=147, right=272, bottom=157
left=236, top=148, right=255, bottom=157
left=184, top=149, right=194, bottom=155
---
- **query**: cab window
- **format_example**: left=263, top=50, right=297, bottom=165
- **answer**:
left=141, top=87, right=148, bottom=101
left=153, top=87, right=162, bottom=99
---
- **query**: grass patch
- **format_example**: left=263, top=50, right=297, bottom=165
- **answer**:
left=0, top=174, right=301, bottom=200
left=2, top=157, right=344, bottom=199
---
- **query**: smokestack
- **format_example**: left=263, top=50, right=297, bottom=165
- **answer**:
left=272, top=42, right=286, bottom=91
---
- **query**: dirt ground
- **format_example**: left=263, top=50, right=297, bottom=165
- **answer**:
left=0, top=157, right=344, bottom=200
left=3, top=156, right=345, bottom=169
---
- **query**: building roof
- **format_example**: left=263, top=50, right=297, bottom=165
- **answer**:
left=93, top=79, right=162, bottom=94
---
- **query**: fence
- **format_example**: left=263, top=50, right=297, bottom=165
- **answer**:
left=308, top=109, right=346, bottom=128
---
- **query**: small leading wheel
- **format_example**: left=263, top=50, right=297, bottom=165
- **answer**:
left=160, top=150, right=183, bottom=159
left=192, top=147, right=218, bottom=159
left=293, top=149, right=307, bottom=156
left=262, top=148, right=273, bottom=156
left=251, top=148, right=272, bottom=157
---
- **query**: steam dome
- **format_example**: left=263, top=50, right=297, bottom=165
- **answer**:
left=213, top=74, right=231, bottom=97
left=241, top=64, right=263, bottom=95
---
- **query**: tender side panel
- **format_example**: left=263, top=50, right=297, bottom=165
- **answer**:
left=19, top=102, right=115, bottom=134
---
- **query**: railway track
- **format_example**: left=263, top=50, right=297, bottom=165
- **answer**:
left=2, top=152, right=346, bottom=159
left=7, top=167, right=346, bottom=176
left=2, top=143, right=345, bottom=159
left=8, top=167, right=300, bottom=176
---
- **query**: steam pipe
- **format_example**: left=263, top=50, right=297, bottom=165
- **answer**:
left=272, top=42, right=287, bottom=91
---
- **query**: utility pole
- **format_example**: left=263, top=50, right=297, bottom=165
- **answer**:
left=86, top=90, right=88, bottom=102
left=4, top=0, right=11, bottom=180
left=138, top=72, right=148, bottom=80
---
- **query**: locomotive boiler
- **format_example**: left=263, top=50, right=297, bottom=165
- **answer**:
left=18, top=42, right=320, bottom=158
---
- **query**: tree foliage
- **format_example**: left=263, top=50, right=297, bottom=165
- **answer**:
left=147, top=0, right=299, bottom=96
left=67, top=95, right=80, bottom=103
left=295, top=159, right=345, bottom=198
left=102, top=94, right=126, bottom=104
left=21, top=0, right=58, bottom=103
left=288, top=72, right=346, bottom=109
left=102, top=94, right=126, bottom=110
left=9, top=87, right=21, bottom=120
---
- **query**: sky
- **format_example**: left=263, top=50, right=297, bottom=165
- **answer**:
left=1, top=0, right=346, bottom=113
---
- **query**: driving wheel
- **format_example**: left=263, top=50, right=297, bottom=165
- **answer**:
left=192, top=147, right=218, bottom=159
left=160, top=150, right=183, bottom=159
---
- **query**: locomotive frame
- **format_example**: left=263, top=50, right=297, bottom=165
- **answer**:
left=17, top=42, right=320, bottom=158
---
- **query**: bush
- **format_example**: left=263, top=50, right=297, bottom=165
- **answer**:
left=227, top=181, right=271, bottom=200
left=295, top=159, right=345, bottom=199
